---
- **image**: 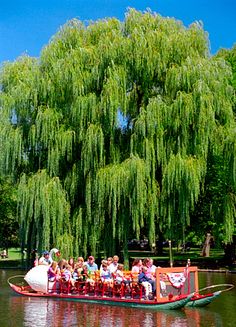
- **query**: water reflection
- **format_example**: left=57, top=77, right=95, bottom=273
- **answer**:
left=9, top=296, right=224, bottom=327
left=184, top=308, right=223, bottom=327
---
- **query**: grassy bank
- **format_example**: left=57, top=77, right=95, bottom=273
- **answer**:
left=1, top=247, right=234, bottom=270
left=128, top=247, right=232, bottom=270
left=0, top=248, right=23, bottom=269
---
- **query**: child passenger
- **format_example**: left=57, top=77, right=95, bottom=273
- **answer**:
left=68, top=257, right=75, bottom=269
left=138, top=266, right=156, bottom=300
left=100, top=263, right=113, bottom=287
left=115, top=264, right=131, bottom=294
left=62, top=264, right=75, bottom=287
left=47, top=261, right=61, bottom=293
left=48, top=261, right=60, bottom=282
left=77, top=256, right=84, bottom=266
left=107, top=257, right=113, bottom=272
left=72, top=262, right=83, bottom=281
left=81, top=264, right=95, bottom=287
left=100, top=259, right=108, bottom=275
left=115, top=264, right=126, bottom=283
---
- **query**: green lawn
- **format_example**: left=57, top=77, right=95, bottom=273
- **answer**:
left=7, top=248, right=22, bottom=260
left=129, top=247, right=225, bottom=266
left=1, top=246, right=225, bottom=261
left=0, top=247, right=227, bottom=269
left=0, top=248, right=22, bottom=268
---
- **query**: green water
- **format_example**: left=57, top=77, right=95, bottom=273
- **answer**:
left=0, top=269, right=235, bottom=326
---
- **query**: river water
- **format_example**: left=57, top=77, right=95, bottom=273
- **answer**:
left=0, top=269, right=235, bottom=327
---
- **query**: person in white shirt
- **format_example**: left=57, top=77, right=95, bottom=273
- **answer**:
left=131, top=258, right=143, bottom=273
left=38, top=251, right=51, bottom=265
left=109, top=255, right=119, bottom=274
left=149, top=258, right=157, bottom=274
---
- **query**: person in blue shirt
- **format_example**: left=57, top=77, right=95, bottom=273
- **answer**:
left=85, top=255, right=98, bottom=271
left=138, top=266, right=156, bottom=299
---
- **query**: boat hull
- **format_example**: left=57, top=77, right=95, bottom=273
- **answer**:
left=186, top=291, right=221, bottom=307
left=9, top=283, right=192, bottom=310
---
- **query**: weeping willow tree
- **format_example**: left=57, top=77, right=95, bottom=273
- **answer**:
left=0, top=9, right=235, bottom=260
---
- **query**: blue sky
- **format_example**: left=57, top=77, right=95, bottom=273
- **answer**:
left=0, top=0, right=235, bottom=63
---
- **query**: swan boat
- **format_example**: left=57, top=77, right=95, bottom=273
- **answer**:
left=8, top=265, right=233, bottom=310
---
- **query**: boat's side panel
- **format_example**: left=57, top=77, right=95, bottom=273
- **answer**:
left=9, top=284, right=191, bottom=310
left=60, top=296, right=191, bottom=310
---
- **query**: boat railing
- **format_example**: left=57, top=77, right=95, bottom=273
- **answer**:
left=10, top=267, right=203, bottom=302
left=48, top=267, right=236, bottom=300
left=155, top=266, right=199, bottom=301
left=47, top=268, right=196, bottom=301
left=47, top=270, right=147, bottom=299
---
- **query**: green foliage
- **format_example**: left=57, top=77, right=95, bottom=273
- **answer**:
left=18, top=170, right=70, bottom=253
left=0, top=178, right=19, bottom=248
left=216, top=45, right=236, bottom=91
left=0, top=8, right=235, bottom=259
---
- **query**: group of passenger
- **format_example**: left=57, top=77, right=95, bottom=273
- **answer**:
left=37, top=251, right=159, bottom=300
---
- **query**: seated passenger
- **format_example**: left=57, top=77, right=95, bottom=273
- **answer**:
left=77, top=256, right=84, bottom=267
left=138, top=266, right=156, bottom=300
left=143, top=258, right=155, bottom=279
left=81, top=264, right=95, bottom=287
left=57, top=259, right=68, bottom=273
left=62, top=264, right=75, bottom=287
left=68, top=257, right=75, bottom=269
left=115, top=264, right=131, bottom=291
left=148, top=258, right=157, bottom=275
left=107, top=257, right=113, bottom=271
left=100, top=259, right=108, bottom=274
left=131, top=258, right=143, bottom=273
left=85, top=256, right=98, bottom=272
left=72, top=262, right=83, bottom=281
left=48, top=261, right=60, bottom=282
left=115, top=264, right=124, bottom=283
left=100, top=263, right=113, bottom=287
left=109, top=255, right=119, bottom=274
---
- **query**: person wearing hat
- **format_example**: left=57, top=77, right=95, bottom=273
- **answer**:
left=85, top=255, right=98, bottom=271
left=38, top=251, right=51, bottom=265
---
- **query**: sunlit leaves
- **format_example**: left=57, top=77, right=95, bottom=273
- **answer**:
left=0, top=8, right=235, bottom=256
left=18, top=170, right=70, bottom=250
